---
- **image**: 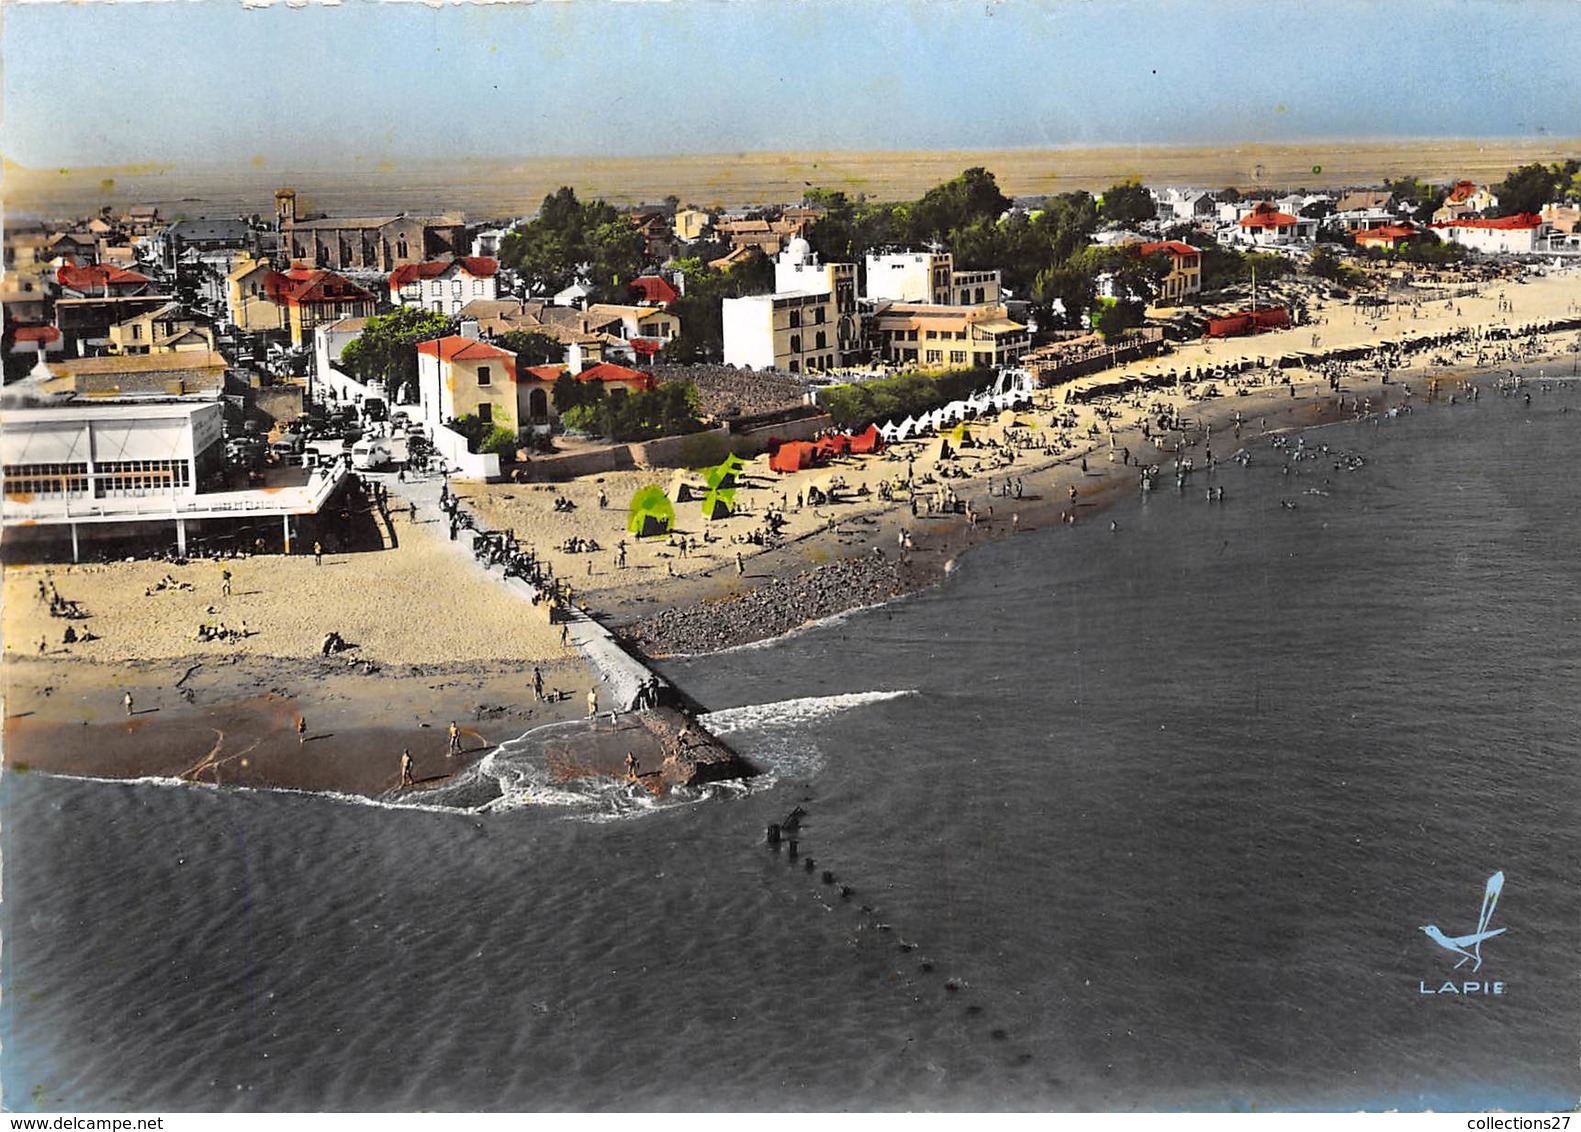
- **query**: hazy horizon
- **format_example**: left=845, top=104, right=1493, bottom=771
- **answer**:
left=6, top=0, right=1580, bottom=172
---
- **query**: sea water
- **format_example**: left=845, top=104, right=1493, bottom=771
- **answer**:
left=4, top=382, right=1578, bottom=1111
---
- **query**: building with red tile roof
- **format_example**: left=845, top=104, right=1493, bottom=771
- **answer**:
left=628, top=274, right=680, bottom=306
left=416, top=335, right=527, bottom=438
left=262, top=268, right=377, bottom=348
left=1227, top=202, right=1318, bottom=248
left=1138, top=241, right=1203, bottom=304
left=1429, top=213, right=1550, bottom=255
left=55, top=263, right=153, bottom=298
left=1353, top=223, right=1420, bottom=250
left=389, top=258, right=500, bottom=312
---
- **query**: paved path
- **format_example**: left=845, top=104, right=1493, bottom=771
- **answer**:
left=373, top=467, right=660, bottom=712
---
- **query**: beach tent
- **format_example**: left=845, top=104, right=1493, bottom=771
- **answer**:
left=667, top=469, right=699, bottom=503
left=769, top=442, right=809, bottom=474
left=848, top=424, right=883, bottom=455
left=704, top=453, right=746, bottom=491
left=626, top=485, right=675, bottom=538
left=700, top=485, right=736, bottom=520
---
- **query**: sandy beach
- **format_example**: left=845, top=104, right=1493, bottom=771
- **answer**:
left=5, top=265, right=1580, bottom=800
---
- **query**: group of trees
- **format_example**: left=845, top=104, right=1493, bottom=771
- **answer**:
left=820, top=366, right=995, bottom=431
left=555, top=376, right=704, bottom=443
left=1492, top=159, right=1581, bottom=215
left=497, top=187, right=645, bottom=302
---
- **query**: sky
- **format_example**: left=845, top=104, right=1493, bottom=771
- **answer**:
left=4, top=0, right=1581, bottom=169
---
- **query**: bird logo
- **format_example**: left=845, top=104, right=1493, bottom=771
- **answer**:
left=1420, top=871, right=1505, bottom=973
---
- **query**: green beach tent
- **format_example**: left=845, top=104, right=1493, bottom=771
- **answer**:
left=627, top=485, right=675, bottom=538
left=701, top=485, right=736, bottom=521
left=704, top=453, right=746, bottom=491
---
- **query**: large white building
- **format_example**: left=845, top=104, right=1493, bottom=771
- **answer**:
left=723, top=240, right=859, bottom=372
left=1429, top=214, right=1550, bottom=255
left=722, top=291, right=842, bottom=373
left=1, top=400, right=343, bottom=560
left=862, top=249, right=1002, bottom=306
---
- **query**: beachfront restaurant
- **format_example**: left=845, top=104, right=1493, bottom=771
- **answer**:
left=1, top=400, right=351, bottom=562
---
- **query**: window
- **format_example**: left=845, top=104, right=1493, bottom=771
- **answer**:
left=477, top=365, right=491, bottom=386
left=925, top=330, right=937, bottom=340
left=477, top=402, right=492, bottom=423
left=975, top=288, right=985, bottom=303
left=815, top=331, right=826, bottom=349
left=950, top=350, right=967, bottom=364
left=397, top=239, right=409, bottom=259
left=789, top=334, right=801, bottom=353
left=908, top=330, right=918, bottom=342
left=3, top=462, right=90, bottom=498
left=788, top=310, right=801, bottom=328
left=452, top=280, right=464, bottom=297
left=815, top=308, right=826, bottom=324
left=925, top=349, right=943, bottom=363
left=131, top=324, right=143, bottom=340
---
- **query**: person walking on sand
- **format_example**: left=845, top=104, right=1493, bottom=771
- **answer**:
left=409, top=501, right=418, bottom=525
left=297, top=716, right=308, bottom=745
left=222, top=568, right=232, bottom=597
left=313, top=541, right=323, bottom=566
left=399, top=749, right=414, bottom=789
left=625, top=752, right=639, bottom=782
left=736, top=551, right=745, bottom=576
left=124, top=691, right=134, bottom=716
left=448, top=721, right=462, bottom=758
left=587, top=688, right=599, bottom=717
left=533, top=666, right=545, bottom=702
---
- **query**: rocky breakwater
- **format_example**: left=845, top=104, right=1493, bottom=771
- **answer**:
left=618, top=553, right=905, bottom=656
left=543, top=706, right=752, bottom=796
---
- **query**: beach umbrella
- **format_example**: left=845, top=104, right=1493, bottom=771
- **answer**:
left=626, top=485, right=675, bottom=538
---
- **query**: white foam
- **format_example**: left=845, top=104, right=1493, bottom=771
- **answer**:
left=699, top=688, right=916, bottom=736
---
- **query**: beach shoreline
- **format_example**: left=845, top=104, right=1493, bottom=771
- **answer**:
left=6, top=273, right=1580, bottom=802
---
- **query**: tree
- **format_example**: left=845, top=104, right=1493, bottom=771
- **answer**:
left=338, top=307, right=454, bottom=396
left=1493, top=160, right=1580, bottom=214
left=498, top=330, right=564, bottom=367
left=1384, top=177, right=1449, bottom=219
left=498, top=186, right=646, bottom=301
left=1099, top=179, right=1156, bottom=226
left=908, top=168, right=1010, bottom=243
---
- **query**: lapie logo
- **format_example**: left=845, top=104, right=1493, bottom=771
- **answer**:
left=1418, top=871, right=1507, bottom=997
